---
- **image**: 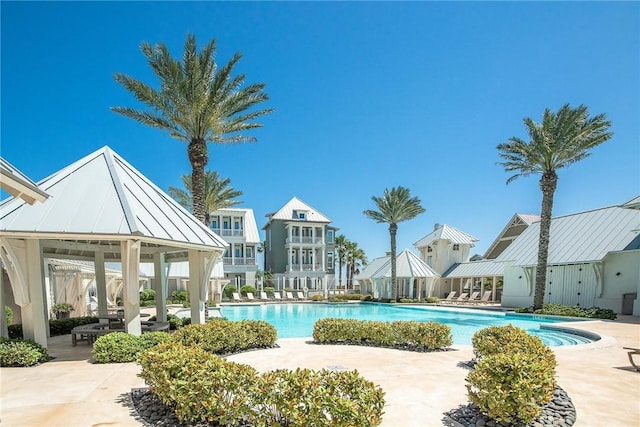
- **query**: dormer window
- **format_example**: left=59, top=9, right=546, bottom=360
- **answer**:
left=453, top=244, right=460, bottom=251
left=295, top=210, right=308, bottom=220
left=427, top=246, right=433, bottom=253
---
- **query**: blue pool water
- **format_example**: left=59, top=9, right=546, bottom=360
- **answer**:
left=213, top=303, right=594, bottom=346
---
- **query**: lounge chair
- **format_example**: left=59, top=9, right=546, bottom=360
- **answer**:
left=623, top=347, right=640, bottom=371
left=273, top=292, right=282, bottom=301
left=246, top=292, right=256, bottom=301
left=440, top=291, right=457, bottom=303
left=454, top=293, right=469, bottom=302
left=232, top=292, right=243, bottom=302
left=260, top=291, right=270, bottom=301
left=285, top=291, right=296, bottom=300
left=296, top=291, right=306, bottom=300
left=479, top=290, right=493, bottom=303
left=466, top=291, right=481, bottom=302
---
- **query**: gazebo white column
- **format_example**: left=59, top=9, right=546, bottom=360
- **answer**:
left=188, top=250, right=218, bottom=324
left=0, top=238, right=49, bottom=346
left=121, top=240, right=142, bottom=336
left=153, top=253, right=168, bottom=322
left=94, top=251, right=108, bottom=316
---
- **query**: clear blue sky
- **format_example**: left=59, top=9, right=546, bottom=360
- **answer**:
left=2, top=1, right=639, bottom=261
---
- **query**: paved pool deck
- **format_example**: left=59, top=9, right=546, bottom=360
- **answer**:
left=1, top=315, right=638, bottom=426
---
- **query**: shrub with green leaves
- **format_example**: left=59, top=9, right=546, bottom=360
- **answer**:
left=171, top=290, right=188, bottom=302
left=398, top=298, right=415, bottom=303
left=0, top=337, right=49, bottom=367
left=5, top=306, right=13, bottom=325
left=263, top=286, right=275, bottom=296
left=139, top=342, right=386, bottom=426
left=471, top=324, right=548, bottom=359
left=313, top=318, right=452, bottom=351
left=139, top=289, right=156, bottom=302
left=8, top=316, right=100, bottom=339
left=92, top=331, right=171, bottom=363
left=240, top=285, right=256, bottom=296
left=223, top=285, right=237, bottom=299
left=535, top=303, right=617, bottom=320
left=170, top=318, right=277, bottom=354
left=331, top=293, right=367, bottom=301
left=467, top=325, right=557, bottom=424
left=423, top=296, right=439, bottom=303
left=311, top=294, right=325, bottom=301
left=466, top=350, right=557, bottom=424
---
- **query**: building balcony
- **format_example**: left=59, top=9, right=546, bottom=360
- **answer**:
left=223, top=257, right=257, bottom=266
left=286, top=263, right=324, bottom=271
left=213, top=228, right=244, bottom=238
left=285, top=237, right=324, bottom=245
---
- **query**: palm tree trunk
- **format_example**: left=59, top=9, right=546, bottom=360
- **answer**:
left=533, top=171, right=558, bottom=310
left=338, top=257, right=343, bottom=289
left=188, top=138, right=208, bottom=224
left=389, top=223, right=398, bottom=302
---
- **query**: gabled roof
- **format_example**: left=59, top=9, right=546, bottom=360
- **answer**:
left=442, top=260, right=504, bottom=278
left=621, top=195, right=640, bottom=210
left=414, top=224, right=478, bottom=248
left=263, top=196, right=331, bottom=229
left=496, top=203, right=640, bottom=267
left=0, top=157, right=49, bottom=205
left=356, top=249, right=439, bottom=280
left=483, top=213, right=540, bottom=259
left=1, top=146, right=227, bottom=250
left=211, top=208, right=261, bottom=244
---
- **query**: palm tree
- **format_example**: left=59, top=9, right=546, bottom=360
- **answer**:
left=364, top=187, right=425, bottom=301
left=497, top=104, right=612, bottom=310
left=167, top=171, right=242, bottom=225
left=335, top=234, right=348, bottom=289
left=346, top=244, right=367, bottom=290
left=112, top=34, right=272, bottom=224
left=257, top=240, right=267, bottom=272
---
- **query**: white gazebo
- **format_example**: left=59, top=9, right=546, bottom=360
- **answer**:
left=357, top=249, right=440, bottom=299
left=0, top=146, right=227, bottom=347
left=0, top=157, right=49, bottom=205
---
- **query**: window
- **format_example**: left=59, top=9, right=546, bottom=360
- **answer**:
left=427, top=256, right=433, bottom=266
left=327, top=230, right=334, bottom=243
left=453, top=244, right=460, bottom=251
left=327, top=252, right=334, bottom=269
left=246, top=247, right=253, bottom=258
left=235, top=247, right=241, bottom=258
left=212, top=220, right=218, bottom=229
left=427, top=246, right=432, bottom=253
left=299, top=212, right=306, bottom=220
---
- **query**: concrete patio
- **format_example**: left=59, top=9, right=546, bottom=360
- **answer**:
left=1, top=316, right=638, bottom=426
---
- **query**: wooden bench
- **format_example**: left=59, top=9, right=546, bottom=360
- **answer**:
left=71, top=323, right=111, bottom=346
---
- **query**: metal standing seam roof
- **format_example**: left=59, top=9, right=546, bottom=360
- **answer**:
left=263, top=197, right=331, bottom=229
left=495, top=204, right=640, bottom=267
left=0, top=157, right=49, bottom=204
left=483, top=213, right=540, bottom=259
left=621, top=195, right=640, bottom=210
left=356, top=249, right=439, bottom=280
left=442, top=260, right=504, bottom=278
left=211, top=208, right=261, bottom=243
left=413, top=224, right=478, bottom=248
left=0, top=146, right=227, bottom=250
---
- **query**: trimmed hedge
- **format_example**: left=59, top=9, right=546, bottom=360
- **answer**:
left=0, top=337, right=49, bottom=367
left=170, top=318, right=277, bottom=354
left=240, top=285, right=256, bottom=296
left=313, top=318, right=452, bottom=351
left=92, top=331, right=171, bottom=363
left=139, top=342, right=385, bottom=426
left=329, top=293, right=368, bottom=301
left=535, top=303, right=617, bottom=320
left=466, top=325, right=557, bottom=424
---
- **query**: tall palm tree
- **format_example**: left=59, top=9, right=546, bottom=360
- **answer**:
left=364, top=187, right=425, bottom=301
left=335, top=234, right=348, bottom=289
left=112, top=34, right=272, bottom=224
left=167, top=171, right=242, bottom=225
left=347, top=244, right=367, bottom=290
left=257, top=240, right=267, bottom=272
left=497, top=103, right=612, bottom=310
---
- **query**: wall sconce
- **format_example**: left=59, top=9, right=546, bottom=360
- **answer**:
left=518, top=276, right=522, bottom=279
left=616, top=272, right=621, bottom=276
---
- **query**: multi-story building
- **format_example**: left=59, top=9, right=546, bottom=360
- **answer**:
left=209, top=208, right=260, bottom=288
left=263, top=197, right=337, bottom=293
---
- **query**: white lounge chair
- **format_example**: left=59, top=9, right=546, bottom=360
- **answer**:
left=440, top=291, right=457, bottom=303
left=454, top=293, right=469, bottom=302
left=466, top=291, right=481, bottom=302
left=232, top=292, right=243, bottom=302
left=296, top=291, right=306, bottom=300
left=285, top=291, right=296, bottom=300
left=479, top=290, right=493, bottom=303
left=272, top=292, right=282, bottom=301
left=246, top=292, right=256, bottom=301
left=260, top=291, right=270, bottom=301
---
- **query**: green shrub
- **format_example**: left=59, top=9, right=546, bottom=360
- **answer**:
left=472, top=324, right=548, bottom=359
left=466, top=350, right=556, bottom=424
left=92, top=331, right=171, bottom=363
left=331, top=293, right=367, bottom=301
left=534, top=303, right=617, bottom=320
left=8, top=316, right=100, bottom=339
left=5, top=306, right=13, bottom=325
left=171, top=290, right=188, bottom=302
left=139, top=342, right=259, bottom=425
left=182, top=301, right=190, bottom=308
left=311, top=294, right=325, bottom=301
left=139, top=342, right=386, bottom=426
left=423, top=296, right=439, bottom=303
left=0, top=337, right=49, bottom=367
left=149, top=313, right=183, bottom=330
left=139, top=289, right=156, bottom=302
left=8, top=324, right=22, bottom=339
left=514, top=307, right=530, bottom=313
left=240, top=285, right=256, bottom=296
left=258, top=368, right=385, bottom=426
left=223, top=285, right=237, bottom=299
left=399, top=298, right=415, bottom=303
left=170, top=318, right=277, bottom=354
left=207, top=300, right=217, bottom=307
left=313, top=318, right=452, bottom=351
left=263, top=286, right=275, bottom=296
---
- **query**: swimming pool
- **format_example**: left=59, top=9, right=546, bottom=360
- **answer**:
left=211, top=303, right=595, bottom=346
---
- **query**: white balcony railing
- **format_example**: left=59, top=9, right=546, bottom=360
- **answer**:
left=285, top=237, right=323, bottom=245
left=212, top=228, right=244, bottom=237
left=223, top=257, right=257, bottom=266
left=287, top=263, right=324, bottom=271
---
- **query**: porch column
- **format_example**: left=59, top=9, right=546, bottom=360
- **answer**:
left=94, top=251, right=108, bottom=316
left=188, top=250, right=218, bottom=324
left=121, top=240, right=142, bottom=336
left=153, top=253, right=168, bottom=322
left=492, top=276, right=497, bottom=301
